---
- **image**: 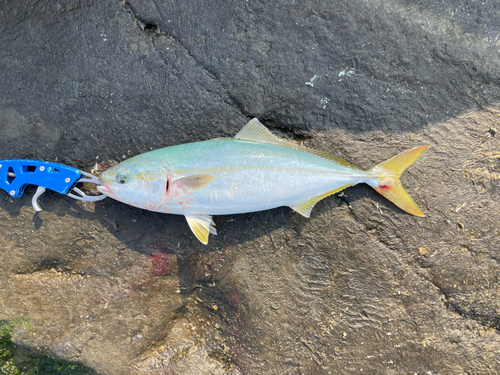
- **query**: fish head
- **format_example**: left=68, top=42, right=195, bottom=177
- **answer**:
left=97, top=157, right=168, bottom=210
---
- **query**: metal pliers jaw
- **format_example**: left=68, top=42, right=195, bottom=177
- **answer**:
left=0, top=160, right=106, bottom=212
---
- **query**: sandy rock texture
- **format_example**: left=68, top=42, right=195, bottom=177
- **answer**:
left=0, top=0, right=499, bottom=373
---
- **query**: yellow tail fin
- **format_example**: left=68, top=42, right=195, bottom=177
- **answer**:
left=368, top=146, right=429, bottom=217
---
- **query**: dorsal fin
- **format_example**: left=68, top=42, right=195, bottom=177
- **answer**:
left=234, top=118, right=282, bottom=144
left=235, top=118, right=356, bottom=169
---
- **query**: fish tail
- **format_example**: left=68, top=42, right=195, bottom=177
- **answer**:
left=367, top=146, right=429, bottom=217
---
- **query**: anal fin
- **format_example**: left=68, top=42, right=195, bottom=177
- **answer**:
left=185, top=214, right=217, bottom=245
left=290, top=184, right=355, bottom=218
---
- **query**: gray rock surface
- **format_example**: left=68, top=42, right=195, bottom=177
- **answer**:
left=0, top=0, right=499, bottom=373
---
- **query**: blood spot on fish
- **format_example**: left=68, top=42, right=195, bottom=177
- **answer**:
left=378, top=185, right=391, bottom=190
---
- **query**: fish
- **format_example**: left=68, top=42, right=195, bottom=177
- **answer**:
left=97, top=118, right=429, bottom=244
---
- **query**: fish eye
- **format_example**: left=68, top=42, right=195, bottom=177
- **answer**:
left=116, top=174, right=128, bottom=184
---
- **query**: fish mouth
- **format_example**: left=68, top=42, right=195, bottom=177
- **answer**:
left=96, top=180, right=114, bottom=197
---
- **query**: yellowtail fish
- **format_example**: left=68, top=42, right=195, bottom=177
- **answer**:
left=97, top=119, right=429, bottom=244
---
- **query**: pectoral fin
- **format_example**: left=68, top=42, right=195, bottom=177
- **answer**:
left=185, top=214, right=217, bottom=244
left=174, top=174, right=215, bottom=194
left=290, top=184, right=355, bottom=218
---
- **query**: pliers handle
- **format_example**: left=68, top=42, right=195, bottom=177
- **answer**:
left=0, top=159, right=105, bottom=211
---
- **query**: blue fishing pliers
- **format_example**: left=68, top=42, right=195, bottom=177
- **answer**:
left=0, top=159, right=106, bottom=211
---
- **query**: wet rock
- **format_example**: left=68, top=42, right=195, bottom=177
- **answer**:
left=0, top=0, right=499, bottom=373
